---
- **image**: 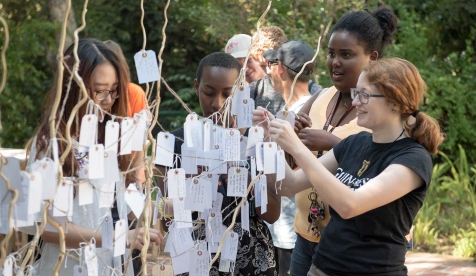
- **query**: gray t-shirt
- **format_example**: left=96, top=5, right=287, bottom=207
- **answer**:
left=249, top=76, right=322, bottom=115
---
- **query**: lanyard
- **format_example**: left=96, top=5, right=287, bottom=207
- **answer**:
left=317, top=92, right=354, bottom=157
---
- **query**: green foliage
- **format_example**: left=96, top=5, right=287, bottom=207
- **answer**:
left=453, top=222, right=476, bottom=258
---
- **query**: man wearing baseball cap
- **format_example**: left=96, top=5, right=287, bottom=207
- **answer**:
left=225, top=34, right=266, bottom=83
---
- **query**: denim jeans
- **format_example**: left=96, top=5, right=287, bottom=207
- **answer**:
left=289, top=234, right=318, bottom=276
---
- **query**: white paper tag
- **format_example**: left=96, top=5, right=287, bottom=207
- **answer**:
left=101, top=212, right=114, bottom=252
left=241, top=201, right=250, bottom=233
left=218, top=258, right=231, bottom=272
left=172, top=227, right=194, bottom=255
left=78, top=114, right=98, bottom=153
left=15, top=171, right=31, bottom=223
left=237, top=98, right=255, bottom=128
left=124, top=185, right=145, bottom=218
left=227, top=167, right=248, bottom=197
left=205, top=173, right=219, bottom=200
left=153, top=188, right=162, bottom=225
left=181, top=145, right=198, bottom=175
left=155, top=132, right=175, bottom=167
left=85, top=239, right=98, bottom=276
left=231, top=85, right=245, bottom=116
left=103, top=151, right=120, bottom=184
left=184, top=113, right=201, bottom=149
left=250, top=157, right=257, bottom=180
left=173, top=197, right=193, bottom=228
left=78, top=180, right=93, bottom=206
left=88, top=144, right=104, bottom=179
left=276, top=110, right=296, bottom=128
left=222, top=231, right=239, bottom=262
left=223, top=129, right=241, bottom=161
left=276, top=149, right=286, bottom=181
left=120, top=118, right=134, bottom=155
left=152, top=264, right=174, bottom=276
left=31, top=158, right=58, bottom=201
left=73, top=264, right=87, bottom=276
left=184, top=178, right=208, bottom=212
left=254, top=179, right=261, bottom=207
left=105, top=120, right=120, bottom=153
left=27, top=171, right=42, bottom=215
left=114, top=219, right=127, bottom=257
left=189, top=248, right=209, bottom=276
left=2, top=256, right=14, bottom=276
left=52, top=180, right=73, bottom=217
left=263, top=142, right=278, bottom=174
left=246, top=126, right=264, bottom=157
left=167, top=168, right=186, bottom=198
left=202, top=119, right=214, bottom=152
left=99, top=182, right=115, bottom=208
left=134, top=50, right=160, bottom=84
left=206, top=149, right=227, bottom=174
left=255, top=142, right=265, bottom=172
left=131, top=113, right=147, bottom=151
left=171, top=247, right=191, bottom=274
left=260, top=175, right=268, bottom=214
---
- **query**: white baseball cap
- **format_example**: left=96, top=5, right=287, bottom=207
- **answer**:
left=225, top=34, right=252, bottom=58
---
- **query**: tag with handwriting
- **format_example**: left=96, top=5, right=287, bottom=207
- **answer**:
left=88, top=144, right=104, bottom=179
left=134, top=50, right=160, bottom=84
left=206, top=149, right=227, bottom=174
left=227, top=167, right=248, bottom=197
left=172, top=227, right=194, bottom=255
left=114, top=219, right=127, bottom=257
left=255, top=142, right=265, bottom=172
left=105, top=120, right=120, bottom=153
left=254, top=179, right=261, bottom=207
left=218, top=258, right=231, bottom=273
left=181, top=145, right=198, bottom=175
left=155, top=132, right=175, bottom=167
left=173, top=197, right=193, bottom=228
left=184, top=114, right=202, bottom=149
left=237, top=98, right=255, bottom=128
left=124, top=185, right=145, bottom=218
left=263, top=142, right=278, bottom=174
left=99, top=182, right=115, bottom=208
left=120, top=118, right=134, bottom=155
left=276, top=149, right=286, bottom=181
left=53, top=180, right=73, bottom=217
left=84, top=239, right=98, bottom=276
left=189, top=248, right=209, bottom=276
left=78, top=114, right=98, bottom=153
left=101, top=212, right=113, bottom=252
left=223, top=129, right=240, bottom=161
left=246, top=126, right=264, bottom=157
left=260, top=175, right=268, bottom=214
left=222, top=231, right=239, bottom=262
left=167, top=168, right=186, bottom=198
left=184, top=178, right=208, bottom=212
left=78, top=180, right=93, bottom=206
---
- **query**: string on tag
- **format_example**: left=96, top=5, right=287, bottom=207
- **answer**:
left=64, top=248, right=82, bottom=268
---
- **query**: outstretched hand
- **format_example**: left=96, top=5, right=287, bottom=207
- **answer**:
left=252, top=106, right=275, bottom=138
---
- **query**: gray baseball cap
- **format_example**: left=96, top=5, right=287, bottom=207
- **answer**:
left=264, top=40, right=314, bottom=74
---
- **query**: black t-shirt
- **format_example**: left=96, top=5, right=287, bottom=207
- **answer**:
left=313, top=131, right=432, bottom=276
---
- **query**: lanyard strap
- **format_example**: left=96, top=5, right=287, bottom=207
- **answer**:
left=318, top=92, right=354, bottom=157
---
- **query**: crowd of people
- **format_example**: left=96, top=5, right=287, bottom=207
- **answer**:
left=15, top=5, right=444, bottom=276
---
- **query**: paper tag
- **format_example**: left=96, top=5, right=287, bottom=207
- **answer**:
left=27, top=171, right=42, bottom=214
left=260, top=175, right=268, bottom=214
left=73, top=264, right=87, bottom=276
left=167, top=168, right=186, bottom=198
left=120, top=118, right=134, bottom=155
left=184, top=113, right=202, bottom=149
left=231, top=85, right=245, bottom=116
left=246, top=126, right=264, bottom=157
left=202, top=119, right=214, bottom=152
left=206, top=149, right=227, bottom=174
left=222, top=231, right=239, bottom=262
left=31, top=158, right=58, bottom=201
left=227, top=167, right=248, bottom=197
left=276, top=149, right=286, bottom=181
left=2, top=255, right=14, bottom=276
left=206, top=174, right=219, bottom=200
left=99, top=182, right=115, bottom=208
left=181, top=145, right=198, bottom=175
left=172, top=227, right=194, bottom=255
left=114, top=219, right=127, bottom=257
left=184, top=178, right=208, bottom=212
left=131, top=113, right=147, bottom=151
left=155, top=132, right=175, bottom=167
left=254, top=179, right=261, bottom=207
left=53, top=180, right=73, bottom=217
left=276, top=110, right=296, bottom=128
left=171, top=247, right=191, bottom=274
left=250, top=157, right=257, bottom=180
left=85, top=239, right=98, bottom=276
left=237, top=98, right=255, bottom=128
left=152, top=264, right=174, bottom=276
left=255, top=142, right=265, bottom=172
left=103, top=151, right=120, bottom=184
left=15, top=171, right=31, bottom=223
left=241, top=201, right=250, bottom=233
left=101, top=212, right=114, bottom=252
left=263, top=142, right=278, bottom=174
left=223, top=129, right=241, bottom=161
left=78, top=180, right=93, bottom=206
left=153, top=188, right=162, bottom=225
left=189, top=248, right=209, bottom=276
left=218, top=258, right=231, bottom=272
left=134, top=50, right=160, bottom=84
left=105, top=120, right=120, bottom=153
left=173, top=197, right=193, bottom=228
left=124, top=185, right=145, bottom=218
left=78, top=114, right=98, bottom=153
left=88, top=144, right=104, bottom=179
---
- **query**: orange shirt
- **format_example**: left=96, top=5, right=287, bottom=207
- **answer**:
left=127, top=83, right=147, bottom=117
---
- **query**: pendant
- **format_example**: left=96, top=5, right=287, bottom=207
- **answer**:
left=357, top=160, right=370, bottom=177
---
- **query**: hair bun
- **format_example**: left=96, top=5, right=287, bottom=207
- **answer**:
left=372, top=7, right=398, bottom=47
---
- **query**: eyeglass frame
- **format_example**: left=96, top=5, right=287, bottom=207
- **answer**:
left=350, top=88, right=385, bottom=104
left=88, top=88, right=120, bottom=101
left=267, top=60, right=279, bottom=70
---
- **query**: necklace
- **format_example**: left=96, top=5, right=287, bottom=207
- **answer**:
left=341, top=92, right=351, bottom=108
left=357, top=129, right=405, bottom=177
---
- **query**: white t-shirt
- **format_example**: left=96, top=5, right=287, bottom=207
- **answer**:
left=287, top=95, right=312, bottom=113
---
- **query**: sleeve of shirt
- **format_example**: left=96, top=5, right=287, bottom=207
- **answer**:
left=391, top=146, right=433, bottom=191
left=331, top=135, right=351, bottom=163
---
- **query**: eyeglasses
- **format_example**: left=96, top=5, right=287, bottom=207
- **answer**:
left=350, top=88, right=385, bottom=104
left=267, top=61, right=278, bottom=69
left=89, top=88, right=119, bottom=101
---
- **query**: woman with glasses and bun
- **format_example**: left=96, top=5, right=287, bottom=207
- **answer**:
left=20, top=38, right=162, bottom=275
left=253, top=57, right=443, bottom=275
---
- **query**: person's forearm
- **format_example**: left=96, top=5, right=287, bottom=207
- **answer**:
left=257, top=191, right=281, bottom=224
left=41, top=225, right=103, bottom=248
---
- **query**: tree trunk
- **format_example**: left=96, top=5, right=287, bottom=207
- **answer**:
left=46, top=0, right=78, bottom=71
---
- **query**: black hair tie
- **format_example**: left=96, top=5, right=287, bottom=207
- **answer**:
left=411, top=110, right=420, bottom=117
